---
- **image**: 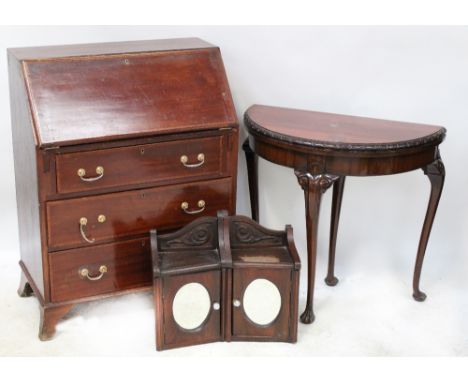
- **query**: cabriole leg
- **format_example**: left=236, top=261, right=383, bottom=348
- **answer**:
left=325, top=176, right=346, bottom=286
left=413, top=154, right=445, bottom=302
left=242, top=139, right=259, bottom=222
left=295, top=171, right=338, bottom=324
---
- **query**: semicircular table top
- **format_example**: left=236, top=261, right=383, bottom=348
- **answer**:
left=244, top=105, right=446, bottom=151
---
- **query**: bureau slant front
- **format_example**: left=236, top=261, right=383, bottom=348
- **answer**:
left=8, top=38, right=239, bottom=340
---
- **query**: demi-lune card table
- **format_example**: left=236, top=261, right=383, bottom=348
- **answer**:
left=243, top=104, right=446, bottom=324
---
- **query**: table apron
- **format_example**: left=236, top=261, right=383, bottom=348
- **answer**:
left=249, top=136, right=439, bottom=176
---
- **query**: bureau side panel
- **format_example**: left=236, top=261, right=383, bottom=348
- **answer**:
left=227, top=127, right=239, bottom=214
left=8, top=52, right=45, bottom=299
left=213, top=46, right=238, bottom=214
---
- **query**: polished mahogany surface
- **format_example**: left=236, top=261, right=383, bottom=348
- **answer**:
left=10, top=38, right=238, bottom=340
left=245, top=105, right=445, bottom=150
left=55, top=134, right=227, bottom=194
left=152, top=213, right=300, bottom=350
left=161, top=270, right=222, bottom=349
left=24, top=48, right=236, bottom=147
left=231, top=247, right=293, bottom=267
left=243, top=104, right=446, bottom=326
left=49, top=237, right=152, bottom=302
left=8, top=38, right=214, bottom=60
left=47, top=177, right=232, bottom=250
left=231, top=267, right=291, bottom=340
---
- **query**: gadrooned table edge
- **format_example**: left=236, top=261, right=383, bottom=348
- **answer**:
left=244, top=111, right=446, bottom=153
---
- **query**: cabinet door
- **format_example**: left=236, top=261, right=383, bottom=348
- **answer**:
left=161, top=270, right=221, bottom=350
left=232, top=267, right=291, bottom=341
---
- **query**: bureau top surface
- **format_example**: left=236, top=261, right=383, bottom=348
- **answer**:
left=245, top=105, right=446, bottom=151
left=11, top=38, right=237, bottom=148
left=8, top=38, right=215, bottom=60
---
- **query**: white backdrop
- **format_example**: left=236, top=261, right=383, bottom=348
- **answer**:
left=0, top=26, right=467, bottom=356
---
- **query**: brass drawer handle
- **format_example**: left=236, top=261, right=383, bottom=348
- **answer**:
left=79, top=265, right=108, bottom=281
left=180, top=153, right=205, bottom=168
left=181, top=200, right=205, bottom=214
left=79, top=215, right=106, bottom=243
left=77, top=166, right=104, bottom=182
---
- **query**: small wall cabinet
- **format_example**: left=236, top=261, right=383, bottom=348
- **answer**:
left=151, top=211, right=301, bottom=350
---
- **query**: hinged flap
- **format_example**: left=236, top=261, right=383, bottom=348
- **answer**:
left=19, top=39, right=237, bottom=148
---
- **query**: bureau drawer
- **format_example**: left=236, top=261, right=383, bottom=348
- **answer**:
left=47, top=177, right=232, bottom=251
left=55, top=135, right=226, bottom=194
left=49, top=237, right=152, bottom=302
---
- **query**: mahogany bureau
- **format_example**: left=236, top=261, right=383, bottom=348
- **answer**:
left=8, top=38, right=239, bottom=340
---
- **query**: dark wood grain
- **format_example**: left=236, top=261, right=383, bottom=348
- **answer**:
left=152, top=213, right=300, bottom=350
left=295, top=171, right=338, bottom=323
left=56, top=134, right=226, bottom=194
left=325, top=176, right=346, bottom=286
left=229, top=215, right=285, bottom=249
left=18, top=270, right=34, bottom=297
left=157, top=216, right=219, bottom=252
left=231, top=267, right=292, bottom=341
left=10, top=38, right=238, bottom=340
left=160, top=270, right=222, bottom=350
left=246, top=104, right=445, bottom=151
left=39, top=304, right=74, bottom=341
left=47, top=177, right=232, bottom=251
left=242, top=139, right=259, bottom=221
left=152, top=215, right=226, bottom=350
left=8, top=51, right=46, bottom=299
left=228, top=217, right=300, bottom=343
left=413, top=154, right=445, bottom=301
left=248, top=131, right=441, bottom=177
left=23, top=48, right=237, bottom=148
left=49, top=237, right=152, bottom=302
left=153, top=268, right=164, bottom=350
left=244, top=104, right=446, bottom=324
left=8, top=38, right=215, bottom=60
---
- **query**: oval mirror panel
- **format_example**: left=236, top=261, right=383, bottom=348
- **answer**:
left=243, top=278, right=281, bottom=326
left=172, top=282, right=211, bottom=330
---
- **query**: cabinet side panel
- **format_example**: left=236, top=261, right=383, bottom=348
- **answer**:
left=8, top=53, right=45, bottom=298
